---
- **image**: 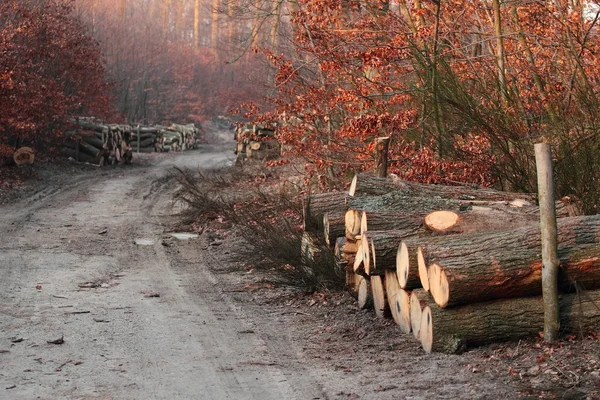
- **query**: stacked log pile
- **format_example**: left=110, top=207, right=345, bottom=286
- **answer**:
left=64, top=118, right=202, bottom=165
left=234, top=124, right=280, bottom=160
left=302, top=172, right=600, bottom=354
left=64, top=118, right=133, bottom=166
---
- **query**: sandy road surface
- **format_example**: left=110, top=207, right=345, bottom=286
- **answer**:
left=0, top=148, right=325, bottom=399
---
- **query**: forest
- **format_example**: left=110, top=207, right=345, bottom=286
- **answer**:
left=2, top=0, right=600, bottom=211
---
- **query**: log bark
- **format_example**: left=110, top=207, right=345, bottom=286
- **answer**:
left=323, top=211, right=347, bottom=247
left=420, top=289, right=600, bottom=354
left=423, top=208, right=539, bottom=234
left=303, top=192, right=347, bottom=233
left=334, top=236, right=360, bottom=255
left=410, top=289, right=429, bottom=339
left=81, top=135, right=104, bottom=149
left=349, top=173, right=536, bottom=202
left=421, top=215, right=600, bottom=308
left=139, top=137, right=155, bottom=148
left=348, top=174, right=578, bottom=217
left=361, top=228, right=421, bottom=274
left=76, top=120, right=108, bottom=133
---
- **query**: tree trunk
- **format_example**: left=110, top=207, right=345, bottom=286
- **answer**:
left=420, top=289, right=600, bottom=354
left=374, top=137, right=390, bottom=178
left=360, top=210, right=425, bottom=235
left=423, top=207, right=540, bottom=234
left=385, top=269, right=411, bottom=334
left=536, top=142, right=560, bottom=342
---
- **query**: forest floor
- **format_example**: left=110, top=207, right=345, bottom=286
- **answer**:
left=0, top=125, right=599, bottom=399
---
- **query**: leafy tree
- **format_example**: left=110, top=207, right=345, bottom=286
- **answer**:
left=0, top=0, right=111, bottom=159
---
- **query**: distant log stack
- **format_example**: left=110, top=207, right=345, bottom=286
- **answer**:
left=63, top=118, right=203, bottom=166
left=301, top=171, right=599, bottom=354
left=234, top=124, right=280, bottom=161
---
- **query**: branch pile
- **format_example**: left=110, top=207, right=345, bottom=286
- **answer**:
left=304, top=173, right=600, bottom=353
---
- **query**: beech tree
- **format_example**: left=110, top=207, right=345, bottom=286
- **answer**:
left=0, top=0, right=110, bottom=159
left=240, top=0, right=600, bottom=211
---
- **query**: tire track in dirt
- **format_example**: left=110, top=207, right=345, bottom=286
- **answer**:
left=0, top=149, right=326, bottom=399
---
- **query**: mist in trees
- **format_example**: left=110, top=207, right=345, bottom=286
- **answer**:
left=73, top=0, right=280, bottom=124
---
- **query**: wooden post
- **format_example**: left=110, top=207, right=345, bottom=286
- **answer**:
left=535, top=143, right=560, bottom=342
left=374, top=136, right=390, bottom=178
left=136, top=125, right=141, bottom=154
left=76, top=139, right=80, bottom=162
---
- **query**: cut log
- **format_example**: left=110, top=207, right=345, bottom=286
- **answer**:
left=303, top=192, right=347, bottom=233
left=62, top=148, right=100, bottom=164
left=348, top=174, right=578, bottom=217
left=137, top=147, right=155, bottom=153
left=423, top=208, right=539, bottom=234
left=78, top=139, right=101, bottom=157
left=410, top=289, right=429, bottom=339
left=13, top=147, right=35, bottom=165
left=347, top=192, right=464, bottom=214
left=384, top=270, right=402, bottom=326
left=76, top=120, right=108, bottom=133
left=420, top=289, right=600, bottom=354
left=361, top=228, right=421, bottom=274
left=385, top=270, right=411, bottom=333
left=357, top=276, right=371, bottom=309
left=349, top=173, right=536, bottom=202
left=345, top=209, right=362, bottom=240
left=139, top=137, right=155, bottom=148
left=323, top=211, right=347, bottom=247
left=334, top=237, right=360, bottom=255
left=371, top=275, right=387, bottom=318
left=360, top=210, right=425, bottom=236
left=396, top=241, right=427, bottom=290
left=421, top=215, right=600, bottom=308
left=81, top=135, right=104, bottom=149
left=249, top=141, right=262, bottom=151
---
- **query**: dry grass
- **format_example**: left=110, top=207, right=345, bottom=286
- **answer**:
left=171, top=166, right=344, bottom=290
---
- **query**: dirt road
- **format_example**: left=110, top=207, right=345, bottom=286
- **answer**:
left=0, top=148, right=325, bottom=399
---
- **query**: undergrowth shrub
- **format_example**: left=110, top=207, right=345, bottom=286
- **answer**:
left=171, top=166, right=344, bottom=290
